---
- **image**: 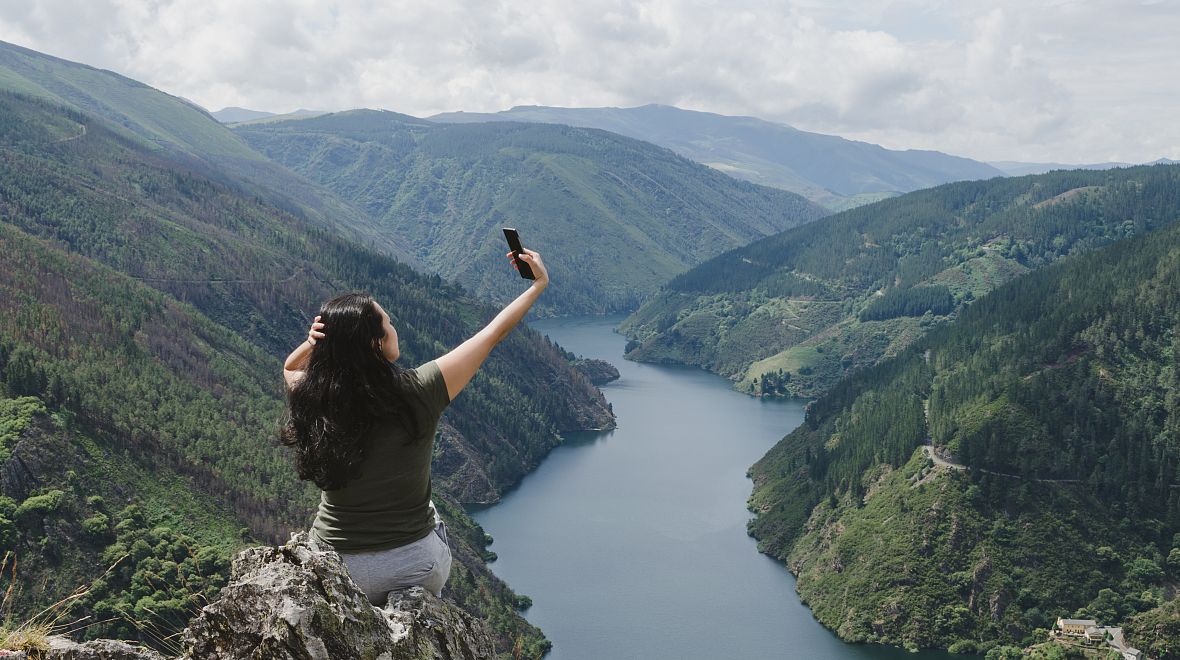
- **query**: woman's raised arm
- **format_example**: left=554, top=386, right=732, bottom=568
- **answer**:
left=283, top=315, right=326, bottom=389
left=436, top=249, right=549, bottom=401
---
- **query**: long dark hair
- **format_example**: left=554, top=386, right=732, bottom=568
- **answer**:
left=280, top=292, right=419, bottom=490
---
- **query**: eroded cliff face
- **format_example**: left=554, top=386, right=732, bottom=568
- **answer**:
left=431, top=350, right=616, bottom=505
left=180, top=533, right=495, bottom=660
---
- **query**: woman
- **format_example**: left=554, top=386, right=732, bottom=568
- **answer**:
left=280, top=248, right=548, bottom=604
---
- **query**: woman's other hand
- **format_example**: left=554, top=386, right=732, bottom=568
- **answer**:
left=506, top=248, right=550, bottom=289
left=308, top=315, right=327, bottom=345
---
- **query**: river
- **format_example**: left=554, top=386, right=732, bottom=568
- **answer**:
left=470, top=316, right=958, bottom=660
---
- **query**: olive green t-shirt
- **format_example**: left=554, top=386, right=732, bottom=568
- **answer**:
left=310, top=360, right=451, bottom=553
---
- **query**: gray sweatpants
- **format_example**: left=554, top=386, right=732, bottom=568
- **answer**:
left=340, top=522, right=453, bottom=604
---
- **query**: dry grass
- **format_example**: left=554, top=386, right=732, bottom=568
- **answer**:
left=0, top=551, right=122, bottom=658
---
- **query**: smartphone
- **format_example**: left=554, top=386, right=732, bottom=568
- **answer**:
left=502, top=227, right=535, bottom=280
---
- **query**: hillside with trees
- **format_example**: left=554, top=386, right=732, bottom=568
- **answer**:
left=0, top=39, right=400, bottom=258
left=744, top=212, right=1180, bottom=653
left=235, top=110, right=828, bottom=315
left=621, top=165, right=1180, bottom=400
left=430, top=104, right=1004, bottom=210
left=0, top=90, right=613, bottom=657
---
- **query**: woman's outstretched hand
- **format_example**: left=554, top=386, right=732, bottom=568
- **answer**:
left=308, top=315, right=327, bottom=345
left=506, top=248, right=549, bottom=289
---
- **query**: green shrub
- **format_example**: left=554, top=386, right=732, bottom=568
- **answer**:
left=81, top=513, right=110, bottom=540
left=0, top=515, right=17, bottom=551
left=0, top=396, right=46, bottom=461
left=948, top=639, right=977, bottom=653
left=1167, top=547, right=1180, bottom=574
left=1125, top=557, right=1164, bottom=584
left=985, top=645, right=1024, bottom=660
left=14, top=490, right=66, bottom=526
left=0, top=496, right=16, bottom=519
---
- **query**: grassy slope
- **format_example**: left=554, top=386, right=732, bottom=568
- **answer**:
left=746, top=213, right=1180, bottom=652
left=0, top=92, right=615, bottom=657
left=621, top=165, right=1180, bottom=399
left=235, top=110, right=829, bottom=315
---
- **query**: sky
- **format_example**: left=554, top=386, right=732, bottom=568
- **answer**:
left=1, top=0, right=1177, bottom=164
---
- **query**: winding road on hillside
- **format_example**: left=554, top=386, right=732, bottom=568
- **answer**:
left=922, top=444, right=1085, bottom=483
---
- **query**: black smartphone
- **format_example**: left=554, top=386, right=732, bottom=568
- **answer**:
left=502, top=227, right=535, bottom=280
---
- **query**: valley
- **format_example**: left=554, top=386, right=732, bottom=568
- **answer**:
left=0, top=29, right=1178, bottom=660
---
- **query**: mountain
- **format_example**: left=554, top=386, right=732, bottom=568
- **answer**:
left=0, top=90, right=613, bottom=656
left=430, top=104, right=1005, bottom=209
left=620, top=165, right=1180, bottom=399
left=745, top=207, right=1180, bottom=652
left=211, top=106, right=276, bottom=123
left=990, top=160, right=1133, bottom=176
left=0, top=40, right=400, bottom=256
left=990, top=158, right=1180, bottom=177
left=226, top=108, right=331, bottom=126
left=235, top=110, right=829, bottom=315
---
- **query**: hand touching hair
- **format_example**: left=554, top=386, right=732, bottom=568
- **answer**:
left=280, top=293, right=419, bottom=490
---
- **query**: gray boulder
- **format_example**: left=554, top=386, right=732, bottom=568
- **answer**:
left=47, top=638, right=166, bottom=659
left=179, top=533, right=494, bottom=660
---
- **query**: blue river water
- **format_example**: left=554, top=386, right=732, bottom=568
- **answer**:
left=470, top=316, right=958, bottom=659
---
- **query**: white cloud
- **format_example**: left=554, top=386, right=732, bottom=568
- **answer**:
left=0, top=0, right=1176, bottom=163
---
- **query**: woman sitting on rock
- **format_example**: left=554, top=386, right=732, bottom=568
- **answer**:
left=280, top=249, right=548, bottom=604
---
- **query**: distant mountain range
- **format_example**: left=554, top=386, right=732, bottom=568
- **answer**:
left=212, top=102, right=1180, bottom=209
left=212, top=106, right=329, bottom=125
left=235, top=110, right=828, bottom=314
left=211, top=106, right=276, bottom=122
left=991, top=157, right=1180, bottom=176
left=430, top=104, right=1005, bottom=209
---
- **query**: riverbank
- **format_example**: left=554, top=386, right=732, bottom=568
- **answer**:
left=470, top=316, right=959, bottom=660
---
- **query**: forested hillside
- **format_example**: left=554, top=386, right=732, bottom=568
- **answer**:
left=430, top=104, right=1004, bottom=210
left=0, top=40, right=400, bottom=257
left=621, top=165, right=1180, bottom=399
left=235, top=110, right=828, bottom=315
left=745, top=212, right=1180, bottom=653
left=0, top=91, right=612, bottom=657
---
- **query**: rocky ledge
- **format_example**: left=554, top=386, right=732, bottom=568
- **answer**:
left=16, top=534, right=494, bottom=660
left=0, top=638, right=166, bottom=659
left=180, top=532, right=494, bottom=659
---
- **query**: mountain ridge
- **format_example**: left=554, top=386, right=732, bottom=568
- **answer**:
left=0, top=40, right=405, bottom=259
left=235, top=109, right=829, bottom=315
left=429, top=103, right=1004, bottom=209
left=620, top=164, right=1180, bottom=400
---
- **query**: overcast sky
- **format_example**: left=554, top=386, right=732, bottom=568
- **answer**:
left=2, top=0, right=1177, bottom=163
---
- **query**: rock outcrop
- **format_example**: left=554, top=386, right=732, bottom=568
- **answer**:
left=571, top=358, right=620, bottom=386
left=179, top=533, right=494, bottom=660
left=0, top=638, right=164, bottom=660
left=48, top=638, right=166, bottom=659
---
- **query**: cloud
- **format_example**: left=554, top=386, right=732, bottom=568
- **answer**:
left=0, top=0, right=1176, bottom=163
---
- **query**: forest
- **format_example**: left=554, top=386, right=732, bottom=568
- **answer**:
left=0, top=90, right=611, bottom=656
left=747, top=201, right=1180, bottom=653
left=622, top=165, right=1180, bottom=399
left=234, top=110, right=828, bottom=315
